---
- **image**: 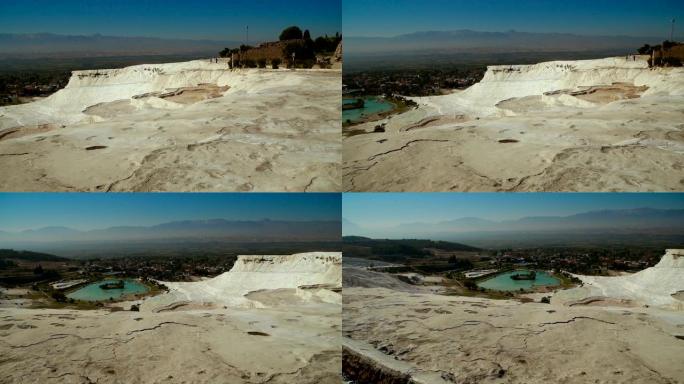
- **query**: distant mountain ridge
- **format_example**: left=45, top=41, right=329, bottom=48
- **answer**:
left=346, top=29, right=663, bottom=55
left=0, top=249, right=68, bottom=262
left=0, top=219, right=341, bottom=243
left=344, top=208, right=684, bottom=237
left=342, top=236, right=479, bottom=252
left=0, top=33, right=243, bottom=58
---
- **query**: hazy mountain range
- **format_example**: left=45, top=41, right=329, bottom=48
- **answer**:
left=346, top=30, right=662, bottom=56
left=0, top=33, right=243, bottom=59
left=0, top=219, right=341, bottom=244
left=343, top=208, right=684, bottom=247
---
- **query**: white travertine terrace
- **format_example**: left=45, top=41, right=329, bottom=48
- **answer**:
left=569, top=249, right=684, bottom=309
left=0, top=61, right=341, bottom=191
left=0, top=252, right=342, bottom=383
left=343, top=249, right=684, bottom=383
left=343, top=56, right=684, bottom=192
left=145, top=252, right=342, bottom=310
left=417, top=56, right=684, bottom=117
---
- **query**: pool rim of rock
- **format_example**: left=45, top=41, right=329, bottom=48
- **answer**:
left=476, top=269, right=561, bottom=291
left=65, top=278, right=151, bottom=302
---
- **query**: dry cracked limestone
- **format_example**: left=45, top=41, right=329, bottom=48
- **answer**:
left=0, top=61, right=341, bottom=192
left=343, top=287, right=684, bottom=384
left=1, top=307, right=341, bottom=384
left=343, top=56, right=684, bottom=192
left=342, top=250, right=684, bottom=383
left=0, top=253, right=342, bottom=384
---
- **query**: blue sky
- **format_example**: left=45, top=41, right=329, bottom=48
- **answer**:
left=0, top=193, right=341, bottom=231
left=344, top=193, right=684, bottom=228
left=343, top=0, right=684, bottom=38
left=0, top=0, right=340, bottom=41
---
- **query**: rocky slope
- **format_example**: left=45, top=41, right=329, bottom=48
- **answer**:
left=0, top=252, right=342, bottom=383
left=342, top=249, right=684, bottom=383
left=145, top=252, right=342, bottom=310
left=0, top=60, right=341, bottom=191
left=557, top=249, right=684, bottom=309
left=343, top=56, right=684, bottom=192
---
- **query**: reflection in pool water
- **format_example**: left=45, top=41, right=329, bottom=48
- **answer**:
left=343, top=96, right=394, bottom=123
left=66, top=279, right=149, bottom=301
left=477, top=270, right=560, bottom=291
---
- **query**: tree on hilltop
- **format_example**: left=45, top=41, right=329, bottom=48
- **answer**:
left=283, top=39, right=316, bottom=68
left=303, top=29, right=311, bottom=41
left=637, top=44, right=651, bottom=55
left=280, top=26, right=303, bottom=41
left=313, top=33, right=342, bottom=54
left=663, top=40, right=678, bottom=49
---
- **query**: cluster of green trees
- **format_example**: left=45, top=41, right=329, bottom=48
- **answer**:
left=342, top=237, right=481, bottom=266
left=218, top=44, right=252, bottom=59
left=638, top=43, right=655, bottom=55
left=0, top=259, right=17, bottom=270
left=370, top=243, right=429, bottom=257
left=51, top=291, right=67, bottom=303
left=313, top=33, right=342, bottom=54
left=412, top=259, right=474, bottom=274
left=0, top=249, right=65, bottom=281
left=639, top=40, right=682, bottom=55
left=0, top=71, right=70, bottom=106
left=219, top=26, right=341, bottom=69
left=279, top=26, right=341, bottom=53
left=0, top=249, right=67, bottom=262
left=280, top=26, right=342, bottom=68
left=463, top=279, right=478, bottom=290
left=638, top=41, right=683, bottom=67
left=279, top=26, right=306, bottom=41
left=343, top=237, right=479, bottom=252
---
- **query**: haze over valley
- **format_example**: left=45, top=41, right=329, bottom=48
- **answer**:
left=1, top=218, right=341, bottom=244
left=344, top=29, right=668, bottom=71
left=343, top=208, right=684, bottom=247
left=0, top=33, right=242, bottom=59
